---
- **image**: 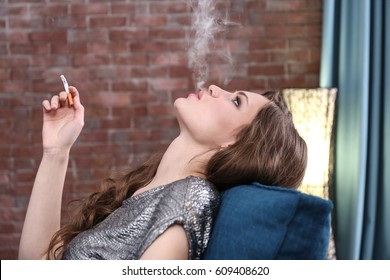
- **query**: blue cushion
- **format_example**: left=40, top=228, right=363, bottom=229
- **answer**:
left=202, top=183, right=333, bottom=260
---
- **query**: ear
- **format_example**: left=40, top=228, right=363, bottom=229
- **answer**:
left=219, top=141, right=234, bottom=150
left=219, top=124, right=246, bottom=150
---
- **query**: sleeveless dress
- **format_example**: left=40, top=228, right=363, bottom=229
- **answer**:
left=62, top=176, right=219, bottom=260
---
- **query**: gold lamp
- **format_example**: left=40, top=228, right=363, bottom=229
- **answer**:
left=283, top=88, right=337, bottom=259
left=283, top=88, right=337, bottom=199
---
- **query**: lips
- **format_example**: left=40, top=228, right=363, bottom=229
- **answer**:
left=188, top=90, right=206, bottom=100
left=198, top=90, right=206, bottom=99
left=188, top=93, right=199, bottom=99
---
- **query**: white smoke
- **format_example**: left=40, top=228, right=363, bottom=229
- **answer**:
left=187, top=0, right=237, bottom=91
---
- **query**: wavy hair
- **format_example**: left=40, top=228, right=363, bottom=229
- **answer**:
left=206, top=90, right=307, bottom=190
left=47, top=90, right=307, bottom=259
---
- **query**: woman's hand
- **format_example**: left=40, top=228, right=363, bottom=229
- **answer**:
left=41, top=86, right=84, bottom=153
left=19, top=85, right=84, bottom=259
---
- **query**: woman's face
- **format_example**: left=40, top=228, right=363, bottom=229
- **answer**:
left=174, top=85, right=269, bottom=148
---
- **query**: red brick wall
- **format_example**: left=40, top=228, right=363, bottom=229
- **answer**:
left=0, top=0, right=322, bottom=259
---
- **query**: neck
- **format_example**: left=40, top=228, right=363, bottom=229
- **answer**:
left=147, top=134, right=214, bottom=188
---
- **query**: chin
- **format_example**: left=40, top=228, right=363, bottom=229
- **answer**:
left=173, top=98, right=185, bottom=118
left=173, top=97, right=181, bottom=110
left=173, top=96, right=189, bottom=111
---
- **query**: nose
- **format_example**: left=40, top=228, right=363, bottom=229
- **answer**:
left=208, top=85, right=229, bottom=98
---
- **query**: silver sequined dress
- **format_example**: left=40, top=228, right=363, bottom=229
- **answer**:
left=62, top=176, right=219, bottom=260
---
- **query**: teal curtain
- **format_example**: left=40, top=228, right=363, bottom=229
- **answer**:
left=320, top=0, right=390, bottom=259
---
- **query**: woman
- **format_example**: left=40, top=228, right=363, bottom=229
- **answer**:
left=18, top=84, right=307, bottom=260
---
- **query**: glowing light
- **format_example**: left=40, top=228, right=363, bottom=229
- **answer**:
left=283, top=88, right=337, bottom=198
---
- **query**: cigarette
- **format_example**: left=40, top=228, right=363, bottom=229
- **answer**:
left=60, top=75, right=74, bottom=106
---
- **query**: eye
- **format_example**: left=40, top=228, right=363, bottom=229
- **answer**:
left=232, top=96, right=241, bottom=107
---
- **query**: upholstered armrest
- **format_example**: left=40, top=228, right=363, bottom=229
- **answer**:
left=202, top=183, right=333, bottom=260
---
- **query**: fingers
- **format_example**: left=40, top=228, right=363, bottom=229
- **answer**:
left=42, top=86, right=83, bottom=113
left=68, top=86, right=82, bottom=109
left=59, top=91, right=68, bottom=107
left=42, top=91, right=69, bottom=112
left=51, top=95, right=60, bottom=109
left=68, top=86, right=84, bottom=125
left=42, top=100, right=51, bottom=112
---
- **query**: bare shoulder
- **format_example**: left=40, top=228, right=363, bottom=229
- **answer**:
left=140, top=225, right=189, bottom=260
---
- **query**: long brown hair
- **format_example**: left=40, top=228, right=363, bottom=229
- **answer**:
left=47, top=90, right=307, bottom=259
left=207, top=90, right=307, bottom=190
